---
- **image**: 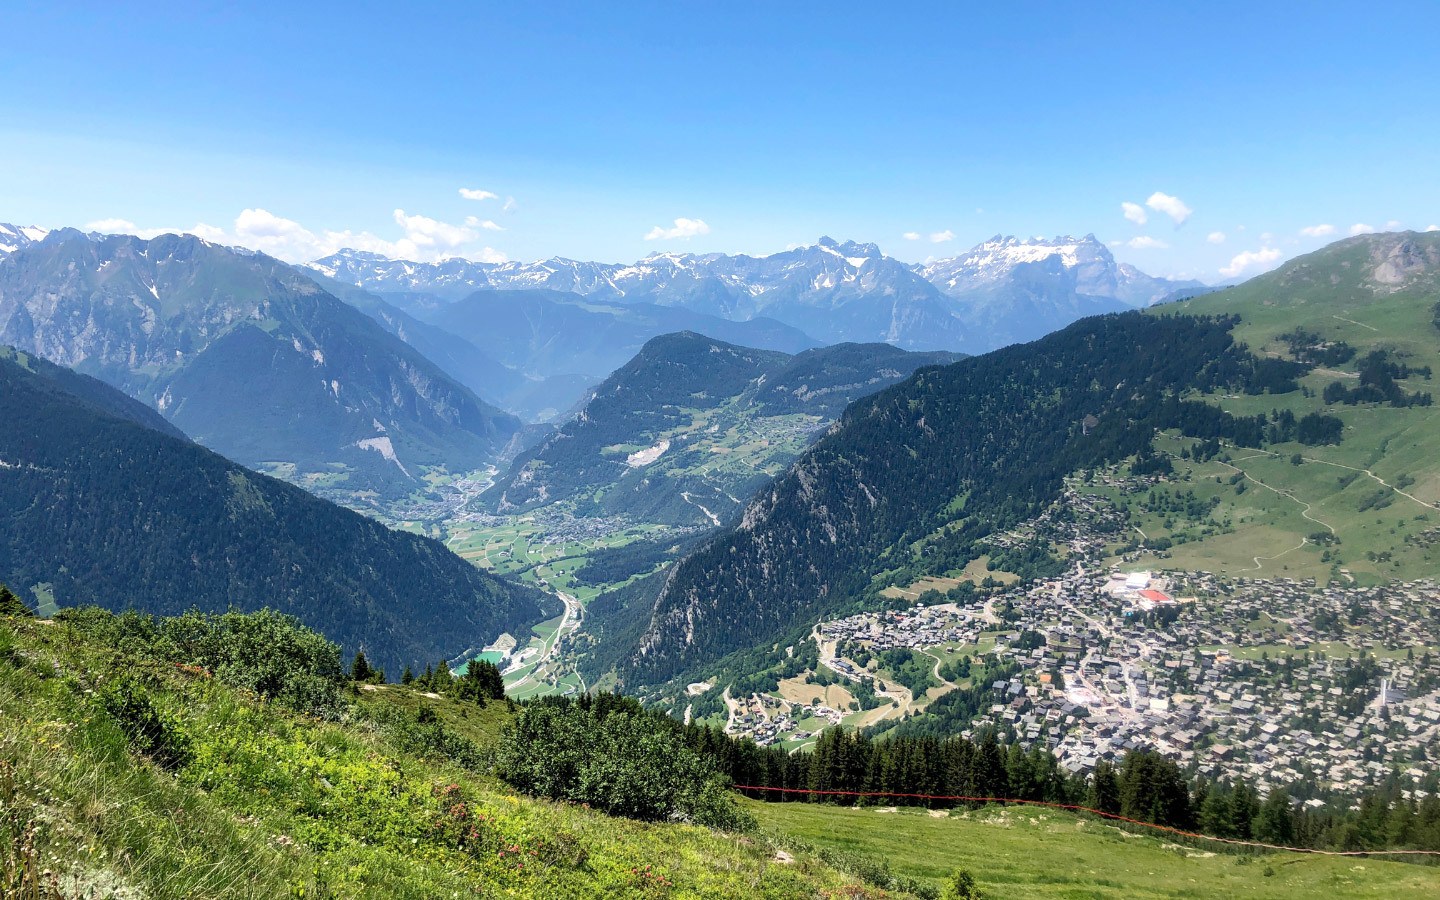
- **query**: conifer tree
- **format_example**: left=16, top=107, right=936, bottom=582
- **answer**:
left=1254, top=787, right=1295, bottom=845
left=0, top=584, right=32, bottom=617
left=1082, top=760, right=1117, bottom=812
left=350, top=650, right=373, bottom=683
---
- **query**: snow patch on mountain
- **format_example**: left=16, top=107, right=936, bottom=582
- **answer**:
left=0, top=224, right=49, bottom=256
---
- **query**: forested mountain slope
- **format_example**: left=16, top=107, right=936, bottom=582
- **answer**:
left=598, top=312, right=1290, bottom=688
left=0, top=347, right=549, bottom=673
left=483, top=333, right=957, bottom=527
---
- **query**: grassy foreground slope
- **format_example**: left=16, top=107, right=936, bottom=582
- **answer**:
left=755, top=801, right=1440, bottom=899
left=0, top=613, right=872, bottom=899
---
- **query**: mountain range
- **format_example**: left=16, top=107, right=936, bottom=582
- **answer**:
left=483, top=332, right=958, bottom=528
left=426, top=289, right=818, bottom=420
left=0, top=223, right=48, bottom=254
left=0, top=345, right=550, bottom=673
left=0, top=229, right=522, bottom=504
left=310, top=234, right=1204, bottom=355
left=582, top=230, right=1440, bottom=690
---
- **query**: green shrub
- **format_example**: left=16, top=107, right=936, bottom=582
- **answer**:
left=58, top=607, right=346, bottom=716
left=98, top=677, right=192, bottom=771
left=496, top=696, right=754, bottom=830
left=358, top=702, right=489, bottom=770
left=942, top=867, right=984, bottom=899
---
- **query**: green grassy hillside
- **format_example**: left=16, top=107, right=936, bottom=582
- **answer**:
left=1131, top=231, right=1440, bottom=582
left=8, top=607, right=1434, bottom=899
left=754, top=801, right=1440, bottom=899
left=0, top=612, right=883, bottom=899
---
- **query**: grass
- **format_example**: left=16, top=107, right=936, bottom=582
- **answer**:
left=11, top=609, right=1439, bottom=899
left=753, top=801, right=1440, bottom=899
left=0, top=614, right=883, bottom=899
left=1079, top=433, right=1440, bottom=584
left=445, top=510, right=669, bottom=603
left=1129, top=246, right=1440, bottom=582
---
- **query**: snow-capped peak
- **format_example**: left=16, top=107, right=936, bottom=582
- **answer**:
left=0, top=223, right=49, bottom=255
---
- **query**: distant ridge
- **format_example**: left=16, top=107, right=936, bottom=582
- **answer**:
left=309, top=234, right=1204, bottom=355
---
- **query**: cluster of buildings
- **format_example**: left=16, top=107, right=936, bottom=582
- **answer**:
left=951, top=558, right=1440, bottom=794
left=724, top=691, right=844, bottom=747
left=722, top=477, right=1440, bottom=797
left=818, top=602, right=985, bottom=655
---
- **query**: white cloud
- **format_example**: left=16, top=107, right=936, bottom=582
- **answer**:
left=1300, top=224, right=1336, bottom=238
left=902, top=231, right=921, bottom=241
left=929, top=229, right=955, bottom=243
left=82, top=218, right=180, bottom=240
left=502, top=196, right=518, bottom=213
left=464, top=216, right=505, bottom=231
left=1206, top=231, right=1226, bottom=244
left=1125, top=236, right=1169, bottom=249
left=1145, top=191, right=1192, bottom=225
left=458, top=188, right=498, bottom=201
left=169, top=208, right=507, bottom=263
left=644, top=217, right=711, bottom=241
left=1220, top=246, right=1282, bottom=278
left=1427, top=224, right=1440, bottom=232
left=84, top=217, right=138, bottom=233
left=1121, top=202, right=1148, bottom=226
left=1349, top=223, right=1376, bottom=235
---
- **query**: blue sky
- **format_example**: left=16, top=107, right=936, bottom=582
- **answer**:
left=2, top=1, right=1437, bottom=280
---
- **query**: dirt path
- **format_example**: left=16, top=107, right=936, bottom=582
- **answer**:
left=811, top=622, right=914, bottom=722
left=1298, top=456, right=1440, bottom=512
left=1214, top=458, right=1337, bottom=536
left=1332, top=314, right=1378, bottom=332
left=919, top=648, right=955, bottom=691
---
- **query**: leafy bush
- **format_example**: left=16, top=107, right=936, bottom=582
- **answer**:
left=942, top=868, right=984, bottom=899
left=58, top=607, right=346, bottom=716
left=357, top=702, right=489, bottom=770
left=496, top=695, right=753, bottom=830
left=98, top=677, right=192, bottom=771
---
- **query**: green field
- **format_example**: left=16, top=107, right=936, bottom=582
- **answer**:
left=1079, top=433, right=1440, bottom=584
left=445, top=510, right=670, bottom=602
left=752, top=801, right=1440, bottom=899
left=1129, top=237, right=1440, bottom=582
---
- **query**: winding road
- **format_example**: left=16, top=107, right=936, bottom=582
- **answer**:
left=506, top=588, right=583, bottom=693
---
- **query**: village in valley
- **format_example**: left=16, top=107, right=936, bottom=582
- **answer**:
left=715, top=477, right=1440, bottom=800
